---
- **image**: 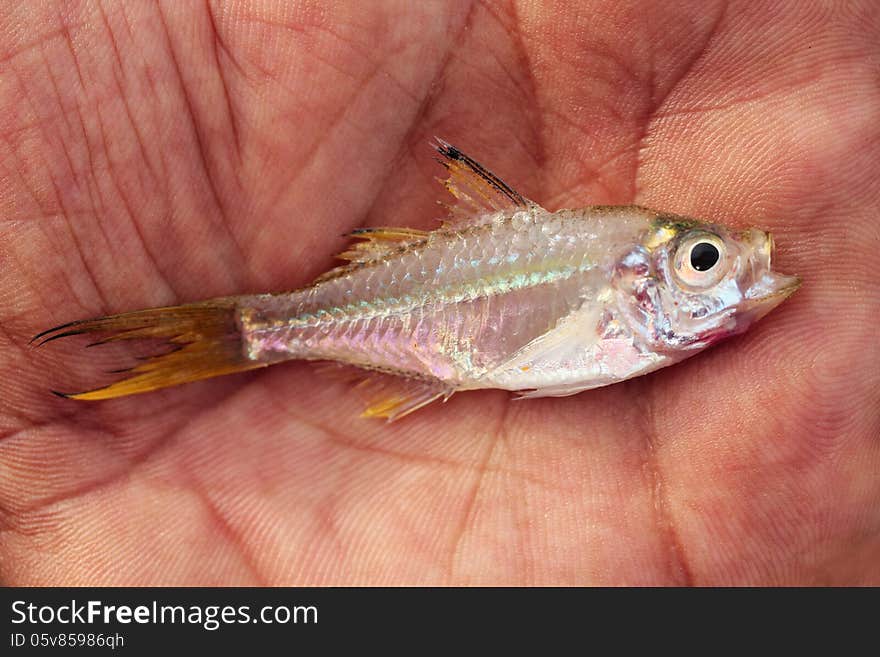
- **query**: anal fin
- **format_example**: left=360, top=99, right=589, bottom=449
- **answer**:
left=313, top=362, right=453, bottom=422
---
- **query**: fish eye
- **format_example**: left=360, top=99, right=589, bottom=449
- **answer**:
left=690, top=242, right=719, bottom=271
left=672, top=233, right=728, bottom=290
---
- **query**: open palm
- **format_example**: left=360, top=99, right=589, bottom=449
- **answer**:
left=1, top=1, right=878, bottom=585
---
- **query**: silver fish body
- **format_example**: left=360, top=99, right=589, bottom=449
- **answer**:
left=241, top=206, right=651, bottom=395
left=238, top=203, right=797, bottom=403
left=37, top=139, right=799, bottom=419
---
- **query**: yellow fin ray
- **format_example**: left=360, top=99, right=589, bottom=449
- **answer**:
left=313, top=362, right=452, bottom=422
left=33, top=299, right=265, bottom=400
left=432, top=137, right=541, bottom=225
left=313, top=227, right=429, bottom=284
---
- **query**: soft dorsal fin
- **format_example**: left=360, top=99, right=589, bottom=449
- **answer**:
left=335, top=227, right=428, bottom=263
left=433, top=137, right=540, bottom=223
left=314, top=226, right=429, bottom=284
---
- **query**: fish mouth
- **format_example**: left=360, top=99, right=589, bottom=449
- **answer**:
left=741, top=271, right=801, bottom=320
left=738, top=230, right=801, bottom=320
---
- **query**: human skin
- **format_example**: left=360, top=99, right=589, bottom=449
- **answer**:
left=0, top=0, right=877, bottom=585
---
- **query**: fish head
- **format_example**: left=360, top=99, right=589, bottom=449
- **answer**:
left=613, top=217, right=801, bottom=351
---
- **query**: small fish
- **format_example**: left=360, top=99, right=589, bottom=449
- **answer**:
left=32, top=139, right=801, bottom=420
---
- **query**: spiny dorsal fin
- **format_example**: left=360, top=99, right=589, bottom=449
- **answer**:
left=433, top=137, right=540, bottom=224
left=313, top=362, right=453, bottom=422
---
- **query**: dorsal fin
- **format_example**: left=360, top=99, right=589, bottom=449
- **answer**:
left=314, top=139, right=540, bottom=285
left=314, top=227, right=429, bottom=284
left=336, top=227, right=428, bottom=262
left=433, top=137, right=540, bottom=224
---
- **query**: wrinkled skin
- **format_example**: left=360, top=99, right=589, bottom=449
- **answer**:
left=1, top=1, right=878, bottom=585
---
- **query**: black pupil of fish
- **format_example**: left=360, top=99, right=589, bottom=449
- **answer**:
left=690, top=242, right=719, bottom=271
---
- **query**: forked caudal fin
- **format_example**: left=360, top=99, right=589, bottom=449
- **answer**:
left=31, top=299, right=263, bottom=400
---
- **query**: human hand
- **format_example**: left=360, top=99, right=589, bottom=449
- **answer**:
left=1, top=1, right=877, bottom=584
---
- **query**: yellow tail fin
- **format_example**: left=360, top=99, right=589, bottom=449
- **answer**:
left=32, top=299, right=262, bottom=400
